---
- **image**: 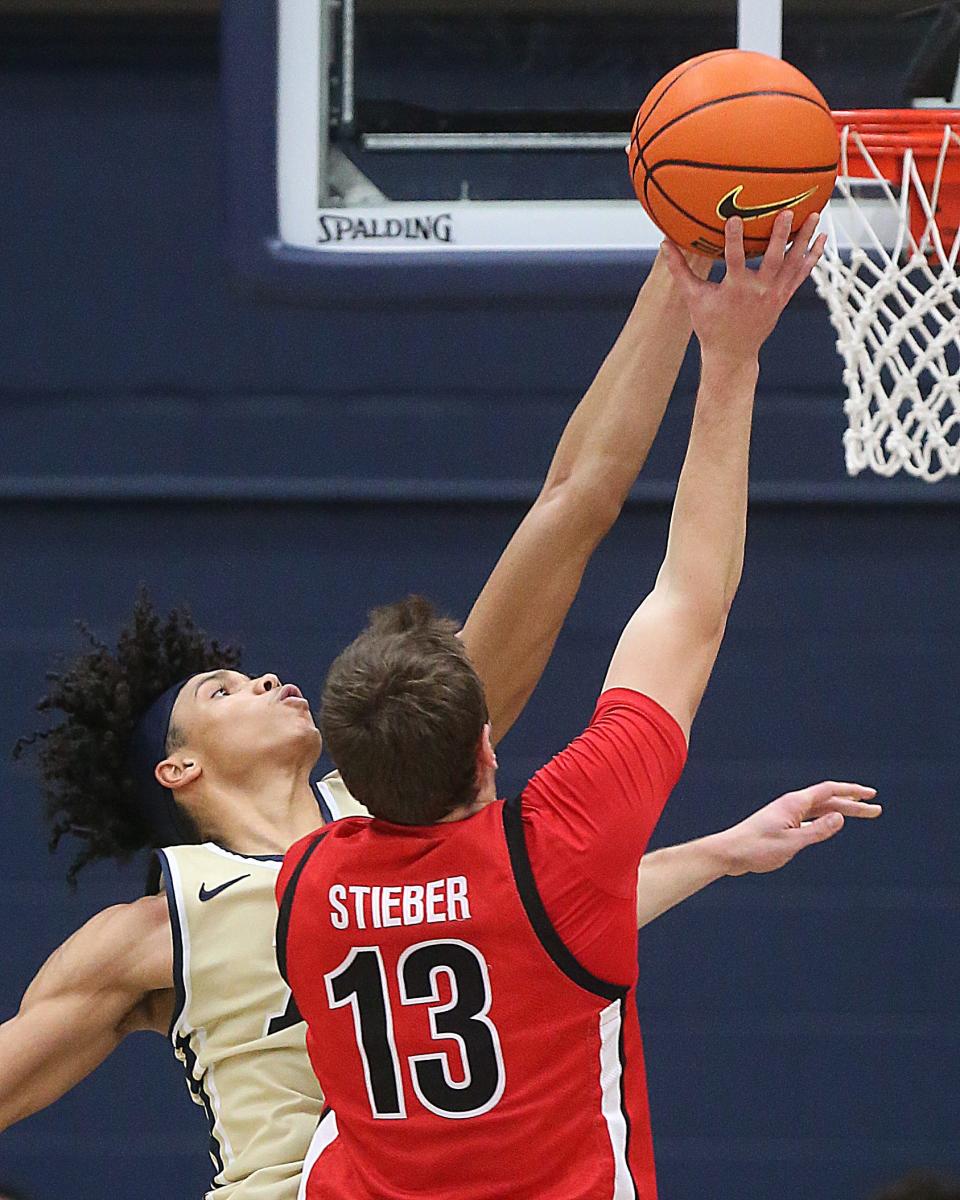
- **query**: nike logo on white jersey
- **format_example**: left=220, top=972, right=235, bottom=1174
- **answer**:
left=199, top=874, right=251, bottom=902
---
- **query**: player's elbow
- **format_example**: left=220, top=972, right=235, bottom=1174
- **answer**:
left=709, top=566, right=739, bottom=616
left=658, top=565, right=738, bottom=634
left=537, top=470, right=625, bottom=544
left=710, top=575, right=740, bottom=633
left=694, top=598, right=732, bottom=647
left=720, top=554, right=746, bottom=616
left=657, top=578, right=732, bottom=644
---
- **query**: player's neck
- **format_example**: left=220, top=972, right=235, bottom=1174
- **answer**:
left=197, top=768, right=322, bottom=855
left=436, top=773, right=498, bottom=824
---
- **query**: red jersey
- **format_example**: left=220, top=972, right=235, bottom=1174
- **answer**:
left=277, top=689, right=686, bottom=1200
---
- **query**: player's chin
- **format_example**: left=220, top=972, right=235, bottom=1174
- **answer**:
left=296, top=707, right=321, bottom=736
left=286, top=719, right=322, bottom=760
left=307, top=725, right=323, bottom=761
left=280, top=697, right=319, bottom=727
left=303, top=714, right=322, bottom=744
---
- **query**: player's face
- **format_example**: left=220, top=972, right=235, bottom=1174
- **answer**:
left=170, top=668, right=322, bottom=781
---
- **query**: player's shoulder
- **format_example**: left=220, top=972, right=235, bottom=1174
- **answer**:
left=586, top=686, right=688, bottom=764
left=521, top=687, right=687, bottom=819
left=54, top=895, right=172, bottom=993
left=80, top=893, right=170, bottom=948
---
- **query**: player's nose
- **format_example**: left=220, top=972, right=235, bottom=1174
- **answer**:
left=252, top=672, right=282, bottom=695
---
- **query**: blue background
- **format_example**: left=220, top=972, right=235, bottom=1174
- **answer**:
left=0, top=8, right=957, bottom=1199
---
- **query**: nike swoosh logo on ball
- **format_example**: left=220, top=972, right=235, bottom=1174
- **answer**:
left=716, top=184, right=818, bottom=222
left=198, top=874, right=251, bottom=902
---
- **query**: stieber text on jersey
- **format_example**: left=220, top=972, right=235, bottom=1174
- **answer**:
left=328, top=878, right=471, bottom=930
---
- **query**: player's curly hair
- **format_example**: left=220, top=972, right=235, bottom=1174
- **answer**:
left=14, top=589, right=241, bottom=885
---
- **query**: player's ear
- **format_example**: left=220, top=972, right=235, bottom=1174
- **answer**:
left=155, top=755, right=202, bottom=792
left=477, top=724, right=497, bottom=773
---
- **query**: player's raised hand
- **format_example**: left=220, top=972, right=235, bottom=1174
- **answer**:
left=719, top=780, right=882, bottom=877
left=676, top=245, right=714, bottom=280
left=659, top=210, right=827, bottom=363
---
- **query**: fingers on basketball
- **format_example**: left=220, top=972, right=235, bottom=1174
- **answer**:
left=759, top=210, right=795, bottom=276
left=723, top=217, right=747, bottom=271
left=776, top=215, right=825, bottom=292
left=803, top=230, right=829, bottom=275
left=661, top=240, right=703, bottom=295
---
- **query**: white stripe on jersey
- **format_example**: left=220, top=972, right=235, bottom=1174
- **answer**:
left=298, top=1110, right=340, bottom=1200
left=316, top=779, right=342, bottom=821
left=598, top=999, right=634, bottom=1200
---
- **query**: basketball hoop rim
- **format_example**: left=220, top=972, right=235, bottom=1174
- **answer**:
left=833, top=108, right=960, bottom=149
left=828, top=107, right=960, bottom=241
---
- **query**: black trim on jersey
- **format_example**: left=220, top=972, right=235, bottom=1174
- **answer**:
left=275, top=829, right=329, bottom=985
left=502, top=796, right=626, bottom=1004
left=618, top=995, right=639, bottom=1199
left=155, top=849, right=187, bottom=1040
left=175, top=1028, right=226, bottom=1179
left=213, top=845, right=285, bottom=862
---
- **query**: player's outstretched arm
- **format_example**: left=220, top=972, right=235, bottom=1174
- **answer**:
left=603, top=212, right=827, bottom=738
left=0, top=896, right=172, bottom=1133
left=460, top=249, right=711, bottom=744
left=635, top=781, right=881, bottom=929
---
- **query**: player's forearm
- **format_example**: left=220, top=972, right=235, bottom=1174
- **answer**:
left=636, top=833, right=732, bottom=929
left=656, top=351, right=759, bottom=622
left=0, top=1008, right=121, bottom=1131
left=0, top=1011, right=44, bottom=1130
left=541, top=250, right=704, bottom=530
left=460, top=253, right=707, bottom=742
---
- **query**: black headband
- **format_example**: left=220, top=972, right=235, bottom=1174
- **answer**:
left=126, top=677, right=195, bottom=846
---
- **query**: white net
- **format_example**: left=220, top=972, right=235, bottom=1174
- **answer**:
left=813, top=118, right=960, bottom=482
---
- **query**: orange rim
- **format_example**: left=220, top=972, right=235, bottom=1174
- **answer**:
left=833, top=108, right=960, bottom=148
left=831, top=109, right=960, bottom=235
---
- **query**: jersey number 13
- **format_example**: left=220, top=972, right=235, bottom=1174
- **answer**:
left=325, top=938, right=506, bottom=1121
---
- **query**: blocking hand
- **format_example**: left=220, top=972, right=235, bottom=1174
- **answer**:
left=660, top=211, right=827, bottom=363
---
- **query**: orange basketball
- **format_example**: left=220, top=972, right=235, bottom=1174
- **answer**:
left=627, top=49, right=839, bottom=257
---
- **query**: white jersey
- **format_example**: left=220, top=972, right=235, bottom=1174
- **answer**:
left=157, top=774, right=368, bottom=1200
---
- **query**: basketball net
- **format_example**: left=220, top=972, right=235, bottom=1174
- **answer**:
left=813, top=110, right=960, bottom=482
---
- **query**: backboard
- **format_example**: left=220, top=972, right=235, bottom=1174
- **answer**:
left=223, top=0, right=930, bottom=302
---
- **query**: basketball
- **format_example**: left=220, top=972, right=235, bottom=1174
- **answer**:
left=627, top=50, right=840, bottom=257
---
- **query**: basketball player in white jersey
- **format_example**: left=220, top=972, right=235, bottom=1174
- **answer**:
left=0, top=232, right=880, bottom=1198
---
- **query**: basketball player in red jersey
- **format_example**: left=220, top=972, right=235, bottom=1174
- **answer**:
left=278, top=213, right=879, bottom=1200
left=0, top=231, right=880, bottom=1197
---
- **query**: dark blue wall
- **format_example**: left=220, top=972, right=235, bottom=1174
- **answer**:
left=1, top=23, right=958, bottom=1200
